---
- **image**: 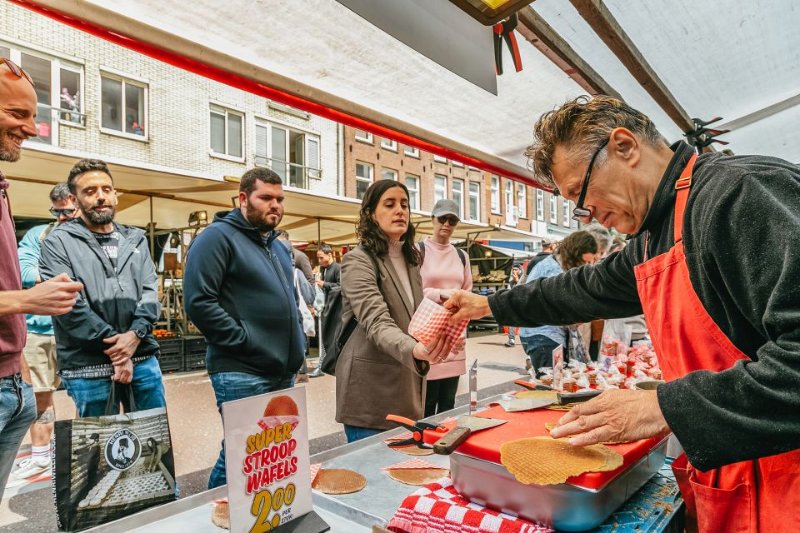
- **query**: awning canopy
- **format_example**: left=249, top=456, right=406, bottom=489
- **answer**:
left=18, top=0, right=800, bottom=187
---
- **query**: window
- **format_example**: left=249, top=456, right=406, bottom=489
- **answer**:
left=505, top=179, right=514, bottom=214
left=433, top=154, right=448, bottom=163
left=255, top=120, right=321, bottom=188
left=3, top=45, right=85, bottom=146
left=452, top=159, right=464, bottom=167
left=356, top=161, right=373, bottom=200
left=434, top=175, right=447, bottom=203
left=490, top=176, right=500, bottom=213
left=404, top=145, right=420, bottom=158
left=536, top=190, right=545, bottom=221
left=550, top=195, right=558, bottom=224
left=563, top=199, right=571, bottom=227
left=406, top=174, right=420, bottom=210
left=101, top=72, right=147, bottom=137
left=209, top=104, right=243, bottom=158
left=468, top=182, right=481, bottom=222
left=452, top=179, right=464, bottom=219
left=516, top=182, right=527, bottom=218
left=354, top=129, right=373, bottom=143
left=381, top=168, right=398, bottom=181
left=380, top=138, right=398, bottom=151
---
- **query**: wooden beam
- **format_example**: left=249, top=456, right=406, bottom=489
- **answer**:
left=517, top=8, right=621, bottom=99
left=570, top=0, right=693, bottom=132
left=717, top=92, right=800, bottom=132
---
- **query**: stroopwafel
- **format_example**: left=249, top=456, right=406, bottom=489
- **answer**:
left=386, top=468, right=449, bottom=486
left=311, top=468, right=367, bottom=494
left=500, top=437, right=622, bottom=485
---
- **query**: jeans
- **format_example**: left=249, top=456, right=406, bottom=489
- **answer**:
left=521, top=335, right=560, bottom=377
left=61, top=356, right=166, bottom=417
left=343, top=425, right=383, bottom=443
left=208, top=371, right=295, bottom=489
left=424, top=376, right=460, bottom=417
left=0, top=374, right=37, bottom=501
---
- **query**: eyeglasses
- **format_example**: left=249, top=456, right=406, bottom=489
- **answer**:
left=49, top=207, right=76, bottom=217
left=0, top=58, right=34, bottom=86
left=437, top=215, right=459, bottom=226
left=572, top=138, right=610, bottom=221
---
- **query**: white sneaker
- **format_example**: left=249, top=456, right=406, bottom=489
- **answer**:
left=12, top=457, right=51, bottom=480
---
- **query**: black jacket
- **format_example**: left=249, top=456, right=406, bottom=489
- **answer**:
left=489, top=142, right=800, bottom=471
left=320, top=262, right=341, bottom=296
left=39, top=220, right=159, bottom=370
left=183, top=210, right=304, bottom=377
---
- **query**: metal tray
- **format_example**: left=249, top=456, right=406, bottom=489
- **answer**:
left=451, top=437, right=668, bottom=531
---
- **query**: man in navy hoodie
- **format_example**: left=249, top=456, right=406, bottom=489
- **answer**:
left=183, top=167, right=304, bottom=489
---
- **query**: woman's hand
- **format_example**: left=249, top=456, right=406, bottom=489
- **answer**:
left=412, top=332, right=453, bottom=363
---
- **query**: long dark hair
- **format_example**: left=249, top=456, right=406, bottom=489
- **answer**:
left=356, top=180, right=421, bottom=266
left=555, top=230, right=598, bottom=271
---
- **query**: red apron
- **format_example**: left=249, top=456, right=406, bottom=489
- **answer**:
left=633, top=154, right=800, bottom=532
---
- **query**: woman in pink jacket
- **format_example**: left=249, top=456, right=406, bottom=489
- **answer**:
left=419, top=199, right=473, bottom=416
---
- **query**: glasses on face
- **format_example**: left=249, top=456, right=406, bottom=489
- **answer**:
left=437, top=215, right=459, bottom=226
left=0, top=58, right=34, bottom=86
left=50, top=207, right=76, bottom=218
left=572, top=138, right=610, bottom=221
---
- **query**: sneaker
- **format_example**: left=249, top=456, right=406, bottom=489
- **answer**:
left=12, top=457, right=51, bottom=480
left=504, top=339, right=515, bottom=347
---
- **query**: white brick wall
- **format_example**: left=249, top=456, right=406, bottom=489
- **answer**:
left=0, top=2, right=339, bottom=194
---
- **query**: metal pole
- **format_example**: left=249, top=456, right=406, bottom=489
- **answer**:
left=149, top=195, right=155, bottom=260
left=317, top=217, right=321, bottom=245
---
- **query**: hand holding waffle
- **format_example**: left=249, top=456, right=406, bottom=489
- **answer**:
left=409, top=299, right=468, bottom=363
left=443, top=289, right=491, bottom=323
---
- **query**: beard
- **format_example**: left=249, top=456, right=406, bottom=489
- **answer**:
left=244, top=203, right=282, bottom=233
left=78, top=198, right=116, bottom=225
left=0, top=131, right=22, bottom=162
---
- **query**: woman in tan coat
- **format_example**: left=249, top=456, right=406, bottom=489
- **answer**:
left=335, top=180, right=451, bottom=442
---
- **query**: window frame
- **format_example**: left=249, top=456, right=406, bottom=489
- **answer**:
left=433, top=154, right=448, bottom=163
left=516, top=182, right=527, bottom=219
left=434, top=174, right=447, bottom=203
left=536, top=190, right=545, bottom=221
left=209, top=102, right=245, bottom=161
left=404, top=145, right=420, bottom=158
left=355, top=161, right=374, bottom=200
left=490, top=175, right=500, bottom=214
left=549, top=195, right=558, bottom=224
left=254, top=117, right=321, bottom=186
left=381, top=167, right=398, bottom=181
left=380, top=137, right=398, bottom=152
left=452, top=178, right=465, bottom=219
left=354, top=129, right=373, bottom=144
left=468, top=181, right=481, bottom=222
left=562, top=199, right=571, bottom=227
left=99, top=68, right=149, bottom=141
left=405, top=174, right=420, bottom=211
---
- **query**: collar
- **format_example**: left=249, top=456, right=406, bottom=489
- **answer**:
left=636, top=141, right=695, bottom=236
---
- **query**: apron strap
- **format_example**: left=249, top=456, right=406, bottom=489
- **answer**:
left=673, top=153, right=698, bottom=243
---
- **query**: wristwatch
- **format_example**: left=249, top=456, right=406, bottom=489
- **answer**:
left=131, top=328, right=147, bottom=340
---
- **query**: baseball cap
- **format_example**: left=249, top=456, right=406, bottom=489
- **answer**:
left=431, top=199, right=460, bottom=219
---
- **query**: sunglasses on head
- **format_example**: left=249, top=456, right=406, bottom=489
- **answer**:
left=0, top=58, right=34, bottom=86
left=50, top=207, right=76, bottom=217
left=437, top=215, right=459, bottom=226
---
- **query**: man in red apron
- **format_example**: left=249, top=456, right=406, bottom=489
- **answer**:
left=445, top=96, right=800, bottom=532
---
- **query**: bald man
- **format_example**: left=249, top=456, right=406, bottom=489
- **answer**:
left=0, top=59, right=82, bottom=500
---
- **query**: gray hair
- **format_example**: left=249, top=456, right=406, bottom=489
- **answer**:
left=49, top=183, right=71, bottom=202
left=583, top=223, right=612, bottom=256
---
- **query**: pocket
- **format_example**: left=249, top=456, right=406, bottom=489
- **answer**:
left=689, top=469, right=752, bottom=533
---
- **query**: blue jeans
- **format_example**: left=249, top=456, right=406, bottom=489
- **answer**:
left=344, top=425, right=383, bottom=443
left=521, top=335, right=560, bottom=377
left=208, top=371, right=295, bottom=489
left=0, top=374, right=37, bottom=501
left=62, top=357, right=166, bottom=417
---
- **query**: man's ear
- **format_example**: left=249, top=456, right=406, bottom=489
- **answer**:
left=608, top=127, right=640, bottom=167
left=238, top=190, right=248, bottom=208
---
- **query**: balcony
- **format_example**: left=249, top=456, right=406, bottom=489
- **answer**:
left=254, top=155, right=321, bottom=190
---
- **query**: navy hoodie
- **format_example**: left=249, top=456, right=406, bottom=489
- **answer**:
left=183, top=209, right=304, bottom=377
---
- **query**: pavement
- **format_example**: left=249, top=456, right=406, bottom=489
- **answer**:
left=0, top=331, right=530, bottom=532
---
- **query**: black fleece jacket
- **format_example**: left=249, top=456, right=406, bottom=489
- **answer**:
left=489, top=142, right=800, bottom=471
left=184, top=210, right=304, bottom=377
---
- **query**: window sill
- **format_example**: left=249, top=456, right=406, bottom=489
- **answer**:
left=404, top=152, right=420, bottom=159
left=355, top=137, right=374, bottom=145
left=209, top=150, right=246, bottom=163
left=100, top=128, right=148, bottom=142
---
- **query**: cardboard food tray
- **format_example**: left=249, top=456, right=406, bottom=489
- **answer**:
left=424, top=405, right=668, bottom=531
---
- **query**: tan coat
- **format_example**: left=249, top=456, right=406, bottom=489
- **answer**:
left=335, top=246, right=428, bottom=430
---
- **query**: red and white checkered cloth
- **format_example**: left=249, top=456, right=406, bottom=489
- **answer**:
left=310, top=463, right=322, bottom=484
left=257, top=415, right=299, bottom=432
left=388, top=478, right=552, bottom=533
left=384, top=458, right=444, bottom=471
left=408, top=299, right=468, bottom=349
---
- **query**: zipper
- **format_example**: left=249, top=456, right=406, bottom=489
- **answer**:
left=264, top=239, right=295, bottom=358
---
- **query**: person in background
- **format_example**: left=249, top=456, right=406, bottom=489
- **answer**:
left=308, top=244, right=339, bottom=378
left=584, top=223, right=612, bottom=258
left=419, top=199, right=473, bottom=416
left=579, top=223, right=613, bottom=359
left=608, top=235, right=626, bottom=255
left=40, top=159, right=166, bottom=417
left=525, top=238, right=557, bottom=276
left=519, top=231, right=598, bottom=375
left=280, top=229, right=314, bottom=285
left=12, top=183, right=79, bottom=481
left=503, top=265, right=522, bottom=347
left=183, top=167, right=303, bottom=489
left=336, top=180, right=450, bottom=442
left=0, top=58, right=82, bottom=502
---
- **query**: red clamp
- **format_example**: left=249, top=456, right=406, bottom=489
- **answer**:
left=493, top=14, right=523, bottom=75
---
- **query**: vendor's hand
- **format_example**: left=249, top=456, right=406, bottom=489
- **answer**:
left=112, top=358, right=134, bottom=384
left=316, top=280, right=324, bottom=288
left=549, top=389, right=670, bottom=446
left=443, top=290, right=490, bottom=324
left=412, top=332, right=453, bottom=364
left=438, top=289, right=456, bottom=303
left=103, top=331, right=141, bottom=364
left=19, top=273, right=83, bottom=316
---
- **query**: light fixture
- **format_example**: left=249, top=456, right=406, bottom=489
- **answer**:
left=188, top=210, right=208, bottom=227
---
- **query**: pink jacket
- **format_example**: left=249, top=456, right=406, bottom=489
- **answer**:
left=419, top=237, right=473, bottom=380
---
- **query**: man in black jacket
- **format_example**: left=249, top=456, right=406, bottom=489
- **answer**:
left=184, top=167, right=303, bottom=489
left=445, top=96, right=800, bottom=531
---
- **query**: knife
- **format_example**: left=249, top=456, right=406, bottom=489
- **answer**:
left=432, top=415, right=507, bottom=455
left=557, top=390, right=602, bottom=405
left=469, top=360, right=478, bottom=415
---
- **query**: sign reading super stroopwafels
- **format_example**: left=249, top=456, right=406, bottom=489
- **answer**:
left=223, top=387, right=313, bottom=532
